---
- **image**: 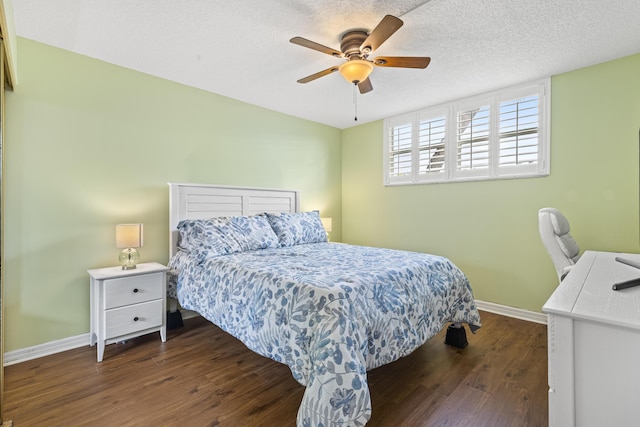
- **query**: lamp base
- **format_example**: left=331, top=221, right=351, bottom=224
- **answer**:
left=119, top=248, right=140, bottom=270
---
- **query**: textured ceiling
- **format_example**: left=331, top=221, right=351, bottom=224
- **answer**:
left=11, top=0, right=640, bottom=129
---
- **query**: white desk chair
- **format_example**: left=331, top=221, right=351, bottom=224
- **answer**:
left=538, top=207, right=580, bottom=281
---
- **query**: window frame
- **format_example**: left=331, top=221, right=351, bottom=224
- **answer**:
left=383, top=78, right=550, bottom=186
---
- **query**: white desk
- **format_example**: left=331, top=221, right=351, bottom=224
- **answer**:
left=543, top=251, right=640, bottom=427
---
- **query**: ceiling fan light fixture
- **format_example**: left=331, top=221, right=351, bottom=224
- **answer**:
left=338, top=59, right=373, bottom=84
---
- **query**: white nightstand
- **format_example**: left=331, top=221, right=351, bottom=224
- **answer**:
left=88, top=262, right=169, bottom=362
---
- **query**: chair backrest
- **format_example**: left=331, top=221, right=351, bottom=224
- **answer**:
left=538, top=207, right=580, bottom=281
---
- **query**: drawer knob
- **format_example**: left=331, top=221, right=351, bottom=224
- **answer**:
left=133, top=316, right=139, bottom=322
left=133, top=288, right=139, bottom=293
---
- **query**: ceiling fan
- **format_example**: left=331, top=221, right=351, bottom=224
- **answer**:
left=290, top=15, right=431, bottom=94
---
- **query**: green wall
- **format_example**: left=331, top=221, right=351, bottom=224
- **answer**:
left=5, top=36, right=640, bottom=352
left=342, top=53, right=640, bottom=312
left=3, top=38, right=342, bottom=351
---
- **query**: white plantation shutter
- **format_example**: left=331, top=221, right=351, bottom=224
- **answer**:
left=387, top=119, right=413, bottom=181
left=499, top=96, right=538, bottom=166
left=384, top=79, right=549, bottom=185
left=456, top=106, right=490, bottom=176
left=418, top=115, right=446, bottom=176
left=496, top=85, right=545, bottom=176
left=384, top=110, right=449, bottom=184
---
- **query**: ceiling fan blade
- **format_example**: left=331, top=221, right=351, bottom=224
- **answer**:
left=360, top=15, right=403, bottom=53
left=358, top=78, right=373, bottom=94
left=373, top=56, right=431, bottom=69
left=296, top=66, right=339, bottom=84
left=290, top=36, right=343, bottom=58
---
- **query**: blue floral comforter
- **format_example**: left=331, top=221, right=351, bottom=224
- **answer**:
left=171, top=242, right=481, bottom=426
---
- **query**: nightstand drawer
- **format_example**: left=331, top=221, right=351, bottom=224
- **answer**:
left=104, top=272, right=163, bottom=309
left=105, top=299, right=163, bottom=339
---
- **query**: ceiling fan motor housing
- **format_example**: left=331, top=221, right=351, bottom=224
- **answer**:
left=340, top=30, right=369, bottom=59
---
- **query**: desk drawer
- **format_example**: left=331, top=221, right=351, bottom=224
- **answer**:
left=104, top=272, right=163, bottom=309
left=105, top=299, right=163, bottom=339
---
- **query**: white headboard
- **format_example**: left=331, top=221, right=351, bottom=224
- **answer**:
left=168, top=183, right=299, bottom=257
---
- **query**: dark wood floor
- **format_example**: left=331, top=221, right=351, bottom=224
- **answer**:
left=3, top=310, right=548, bottom=426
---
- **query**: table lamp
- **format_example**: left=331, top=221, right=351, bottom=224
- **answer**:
left=116, top=223, right=143, bottom=270
left=321, top=217, right=332, bottom=241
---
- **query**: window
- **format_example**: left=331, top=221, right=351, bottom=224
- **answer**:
left=383, top=79, right=549, bottom=185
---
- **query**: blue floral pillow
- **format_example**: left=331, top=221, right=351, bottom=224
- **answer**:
left=177, top=215, right=279, bottom=263
left=177, top=217, right=233, bottom=261
left=228, top=214, right=280, bottom=251
left=265, top=211, right=327, bottom=247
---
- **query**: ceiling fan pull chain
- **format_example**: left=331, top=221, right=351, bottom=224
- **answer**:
left=353, top=83, right=358, bottom=121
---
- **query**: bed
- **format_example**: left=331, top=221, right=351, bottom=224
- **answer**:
left=167, top=183, right=481, bottom=426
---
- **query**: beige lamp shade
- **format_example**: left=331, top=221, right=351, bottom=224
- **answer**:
left=320, top=218, right=333, bottom=233
left=115, top=224, right=143, bottom=248
left=338, top=59, right=373, bottom=84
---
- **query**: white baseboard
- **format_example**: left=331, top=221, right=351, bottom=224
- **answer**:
left=3, top=310, right=201, bottom=366
left=3, top=304, right=544, bottom=366
left=475, top=299, right=547, bottom=325
left=3, top=333, right=90, bottom=366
